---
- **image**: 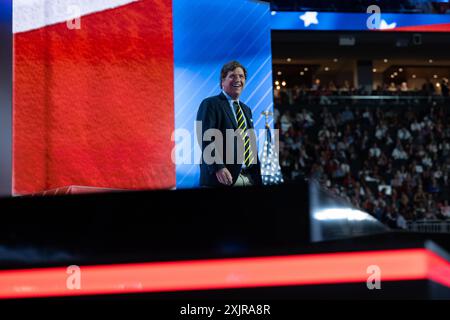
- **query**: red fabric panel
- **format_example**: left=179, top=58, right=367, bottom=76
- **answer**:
left=13, top=0, right=175, bottom=194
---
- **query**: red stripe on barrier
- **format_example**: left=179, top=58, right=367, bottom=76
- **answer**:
left=0, top=248, right=448, bottom=299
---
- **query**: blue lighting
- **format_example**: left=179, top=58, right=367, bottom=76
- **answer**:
left=271, top=11, right=450, bottom=31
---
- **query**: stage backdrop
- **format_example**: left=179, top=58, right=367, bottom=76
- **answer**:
left=13, top=0, right=175, bottom=194
left=13, top=0, right=273, bottom=193
left=173, top=0, right=274, bottom=188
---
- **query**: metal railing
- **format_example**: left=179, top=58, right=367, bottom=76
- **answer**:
left=407, top=220, right=450, bottom=233
left=275, top=94, right=450, bottom=114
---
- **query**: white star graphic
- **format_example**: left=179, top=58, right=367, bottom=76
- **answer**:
left=379, top=19, right=397, bottom=30
left=299, top=11, right=318, bottom=27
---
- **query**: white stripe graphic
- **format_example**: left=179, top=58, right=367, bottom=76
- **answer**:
left=13, top=0, right=139, bottom=33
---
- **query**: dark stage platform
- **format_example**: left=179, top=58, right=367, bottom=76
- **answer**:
left=0, top=182, right=449, bottom=299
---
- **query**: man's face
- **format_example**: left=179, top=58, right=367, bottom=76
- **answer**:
left=222, top=67, right=246, bottom=99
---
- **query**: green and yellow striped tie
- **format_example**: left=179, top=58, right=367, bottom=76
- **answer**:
left=233, top=101, right=254, bottom=167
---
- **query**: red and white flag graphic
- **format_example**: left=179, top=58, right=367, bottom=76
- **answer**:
left=13, top=0, right=175, bottom=194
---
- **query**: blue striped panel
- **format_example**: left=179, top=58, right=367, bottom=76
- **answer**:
left=173, top=0, right=274, bottom=188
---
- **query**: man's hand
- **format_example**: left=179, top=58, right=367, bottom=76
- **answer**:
left=216, top=168, right=233, bottom=186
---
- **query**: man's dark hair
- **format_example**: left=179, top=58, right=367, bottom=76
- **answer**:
left=220, top=61, right=247, bottom=89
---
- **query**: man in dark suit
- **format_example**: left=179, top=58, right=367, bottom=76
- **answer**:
left=196, top=61, right=262, bottom=187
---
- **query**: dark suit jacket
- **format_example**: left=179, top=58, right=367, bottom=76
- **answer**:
left=196, top=92, right=262, bottom=187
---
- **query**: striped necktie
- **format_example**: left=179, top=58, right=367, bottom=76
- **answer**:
left=233, top=101, right=254, bottom=167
